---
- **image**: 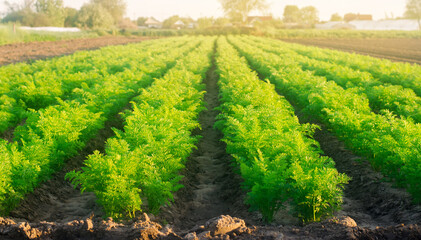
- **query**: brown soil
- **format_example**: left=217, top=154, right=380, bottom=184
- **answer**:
left=0, top=36, right=154, bottom=66
left=282, top=38, right=421, bottom=65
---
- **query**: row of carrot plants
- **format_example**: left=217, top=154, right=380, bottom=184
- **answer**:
left=66, top=37, right=215, bottom=219
left=0, top=37, right=189, bottom=134
left=215, top=37, right=348, bottom=223
left=0, top=37, right=200, bottom=215
left=243, top=36, right=421, bottom=123
left=279, top=39, right=421, bottom=97
left=228, top=36, right=421, bottom=202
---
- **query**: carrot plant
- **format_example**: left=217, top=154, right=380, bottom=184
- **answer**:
left=215, top=37, right=348, bottom=223
left=274, top=38, right=421, bottom=97
left=243, top=36, right=421, bottom=123
left=229, top=36, right=421, bottom=203
left=67, top=37, right=215, bottom=219
left=0, top=37, right=199, bottom=215
left=0, top=37, right=189, bottom=135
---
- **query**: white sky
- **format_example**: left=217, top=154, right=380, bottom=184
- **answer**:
left=0, top=0, right=408, bottom=21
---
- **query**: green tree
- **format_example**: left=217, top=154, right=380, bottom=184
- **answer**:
left=219, top=0, right=268, bottom=22
left=214, top=17, right=230, bottom=27
left=197, top=17, right=214, bottom=29
left=330, top=13, right=343, bottom=21
left=2, top=0, right=36, bottom=25
left=64, top=7, right=78, bottom=27
left=283, top=5, right=300, bottom=23
left=76, top=3, right=114, bottom=29
left=91, top=0, right=126, bottom=23
left=162, top=15, right=180, bottom=28
left=136, top=17, right=147, bottom=26
left=344, top=13, right=357, bottom=22
left=300, top=6, right=319, bottom=26
left=405, top=0, right=421, bottom=29
left=35, top=0, right=65, bottom=26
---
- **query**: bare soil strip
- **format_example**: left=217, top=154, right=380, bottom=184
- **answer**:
left=157, top=50, right=259, bottom=233
left=282, top=38, right=421, bottom=65
left=0, top=36, right=153, bottom=66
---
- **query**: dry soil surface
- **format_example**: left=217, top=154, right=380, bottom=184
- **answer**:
left=0, top=36, right=153, bottom=66
left=282, top=38, right=421, bottom=65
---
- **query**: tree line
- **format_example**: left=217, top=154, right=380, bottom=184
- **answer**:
left=1, top=0, right=127, bottom=29
left=2, top=0, right=420, bottom=30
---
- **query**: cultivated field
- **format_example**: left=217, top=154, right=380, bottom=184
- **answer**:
left=0, top=36, right=421, bottom=239
left=0, top=36, right=152, bottom=66
left=282, top=38, right=421, bottom=65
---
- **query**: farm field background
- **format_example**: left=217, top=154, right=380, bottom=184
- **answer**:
left=0, top=35, right=155, bottom=66
left=282, top=38, right=421, bottom=65
left=0, top=34, right=421, bottom=239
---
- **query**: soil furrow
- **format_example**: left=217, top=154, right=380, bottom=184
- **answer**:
left=9, top=108, right=126, bottom=223
left=157, top=48, right=258, bottom=232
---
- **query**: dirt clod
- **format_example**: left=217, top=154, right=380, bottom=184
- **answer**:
left=337, top=217, right=358, bottom=228
left=205, top=215, right=247, bottom=236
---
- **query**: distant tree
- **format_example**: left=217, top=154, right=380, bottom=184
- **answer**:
left=118, top=18, right=137, bottom=30
left=283, top=5, right=300, bottom=23
left=214, top=17, right=230, bottom=27
left=136, top=17, right=147, bottom=26
left=2, top=9, right=26, bottom=24
left=197, top=17, right=214, bottom=29
left=405, top=0, right=421, bottom=29
left=162, top=15, right=180, bottom=28
left=2, top=0, right=35, bottom=25
left=330, top=13, right=343, bottom=21
left=35, top=0, right=65, bottom=26
left=344, top=13, right=357, bottom=22
left=64, top=7, right=78, bottom=27
left=300, top=6, right=319, bottom=25
left=91, top=0, right=126, bottom=23
left=76, top=3, right=114, bottom=29
left=219, top=0, right=268, bottom=22
left=180, top=17, right=194, bottom=25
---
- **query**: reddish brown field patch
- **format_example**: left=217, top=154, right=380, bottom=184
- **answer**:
left=0, top=36, right=154, bottom=66
left=282, top=38, right=421, bottom=65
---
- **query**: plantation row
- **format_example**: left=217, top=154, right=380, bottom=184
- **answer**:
left=281, top=38, right=421, bottom=97
left=0, top=36, right=202, bottom=214
left=1, top=36, right=420, bottom=223
left=228, top=36, right=421, bottom=202
left=215, top=37, right=348, bottom=222
left=67, top=37, right=215, bottom=219
left=243, top=36, right=421, bottom=123
left=0, top=37, right=194, bottom=133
